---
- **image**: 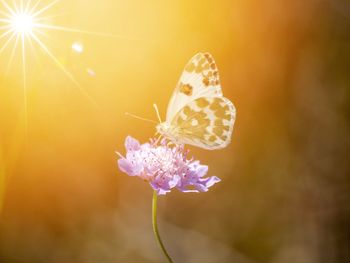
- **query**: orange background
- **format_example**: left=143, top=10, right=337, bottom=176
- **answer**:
left=1, top=0, right=349, bottom=262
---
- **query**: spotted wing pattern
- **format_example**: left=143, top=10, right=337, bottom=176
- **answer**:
left=166, top=52, right=223, bottom=122
left=169, top=97, right=236, bottom=150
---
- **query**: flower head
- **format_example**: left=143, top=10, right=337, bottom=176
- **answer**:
left=117, top=136, right=220, bottom=195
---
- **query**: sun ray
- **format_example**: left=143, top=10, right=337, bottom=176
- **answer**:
left=0, top=31, right=16, bottom=55
left=0, top=29, right=14, bottom=40
left=26, top=34, right=40, bottom=65
left=30, top=32, right=75, bottom=84
left=0, top=10, right=12, bottom=19
left=0, top=0, right=141, bottom=130
left=5, top=33, right=20, bottom=75
left=29, top=0, right=42, bottom=14
left=0, top=25, right=12, bottom=31
left=25, top=0, right=33, bottom=13
left=32, top=0, right=60, bottom=18
left=34, top=23, right=137, bottom=39
left=12, top=0, right=20, bottom=14
left=0, top=0, right=16, bottom=17
left=21, top=32, right=28, bottom=133
left=34, top=12, right=68, bottom=22
left=33, top=27, right=49, bottom=39
left=0, top=18, right=12, bottom=23
left=30, top=32, right=97, bottom=106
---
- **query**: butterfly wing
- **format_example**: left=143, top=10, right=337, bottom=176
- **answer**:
left=166, top=52, right=223, bottom=122
left=169, top=97, right=236, bottom=150
left=165, top=52, right=236, bottom=150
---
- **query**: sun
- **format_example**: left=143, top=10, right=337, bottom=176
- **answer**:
left=0, top=0, right=109, bottom=130
left=10, top=12, right=34, bottom=35
left=0, top=0, right=123, bottom=92
left=0, top=0, right=132, bottom=132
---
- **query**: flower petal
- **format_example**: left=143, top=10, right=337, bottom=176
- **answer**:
left=201, top=176, right=221, bottom=188
left=117, top=158, right=143, bottom=176
left=195, top=183, right=209, bottom=192
left=117, top=136, right=221, bottom=194
left=196, top=165, right=209, bottom=178
left=125, top=136, right=140, bottom=151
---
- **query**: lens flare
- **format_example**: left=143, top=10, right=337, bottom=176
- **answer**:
left=0, top=0, right=122, bottom=130
left=72, top=41, right=84, bottom=54
left=0, top=0, right=136, bottom=132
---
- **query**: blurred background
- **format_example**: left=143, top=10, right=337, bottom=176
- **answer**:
left=0, top=0, right=350, bottom=262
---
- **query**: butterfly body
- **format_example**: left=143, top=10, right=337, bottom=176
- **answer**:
left=157, top=52, right=236, bottom=150
left=156, top=122, right=182, bottom=144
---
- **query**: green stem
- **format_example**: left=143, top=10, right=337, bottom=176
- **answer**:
left=152, top=191, right=173, bottom=263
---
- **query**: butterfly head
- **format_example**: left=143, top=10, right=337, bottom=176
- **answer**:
left=156, top=122, right=171, bottom=136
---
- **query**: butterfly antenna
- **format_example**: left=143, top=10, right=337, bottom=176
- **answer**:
left=153, top=103, right=162, bottom=123
left=125, top=112, right=157, bottom=124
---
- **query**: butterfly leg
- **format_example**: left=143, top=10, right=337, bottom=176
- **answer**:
left=154, top=134, right=163, bottom=145
left=167, top=141, right=174, bottom=147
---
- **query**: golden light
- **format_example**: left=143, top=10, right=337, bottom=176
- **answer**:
left=0, top=0, right=92, bottom=85
left=10, top=12, right=34, bottom=35
left=0, top=0, right=123, bottom=129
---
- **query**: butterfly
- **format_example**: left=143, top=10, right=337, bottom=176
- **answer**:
left=155, top=52, right=236, bottom=150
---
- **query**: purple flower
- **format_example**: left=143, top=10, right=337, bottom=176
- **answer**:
left=117, top=136, right=221, bottom=195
